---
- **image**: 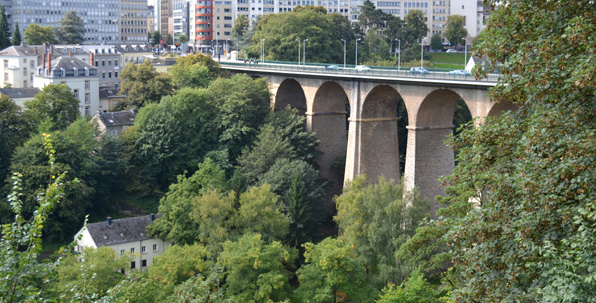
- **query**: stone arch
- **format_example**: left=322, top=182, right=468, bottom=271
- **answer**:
left=274, top=78, right=307, bottom=116
left=356, top=85, right=403, bottom=183
left=405, top=89, right=471, bottom=214
left=310, top=81, right=349, bottom=200
left=487, top=100, right=518, bottom=117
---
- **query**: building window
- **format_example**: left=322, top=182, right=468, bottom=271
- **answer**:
left=73, top=89, right=79, bottom=99
left=102, top=72, right=105, bottom=79
left=85, top=80, right=90, bottom=89
left=130, top=247, right=135, bottom=253
left=85, top=106, right=90, bottom=116
left=30, top=61, right=34, bottom=68
left=121, top=249, right=125, bottom=255
left=95, top=60, right=98, bottom=66
left=108, top=72, right=112, bottom=78
left=115, top=60, right=119, bottom=66
left=131, top=261, right=136, bottom=269
left=85, top=93, right=90, bottom=104
left=23, top=80, right=27, bottom=87
left=23, top=67, right=27, bottom=76
left=73, top=67, right=78, bottom=76
left=153, top=244, right=158, bottom=251
left=141, top=246, right=146, bottom=253
left=115, top=72, right=118, bottom=78
left=102, top=60, right=105, bottom=66
left=23, top=58, right=26, bottom=63
left=111, top=130, right=118, bottom=136
left=141, top=259, right=147, bottom=267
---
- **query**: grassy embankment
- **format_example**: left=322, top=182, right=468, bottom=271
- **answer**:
left=430, top=53, right=467, bottom=69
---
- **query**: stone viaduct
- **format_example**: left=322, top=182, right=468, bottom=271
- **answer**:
left=221, top=64, right=515, bottom=209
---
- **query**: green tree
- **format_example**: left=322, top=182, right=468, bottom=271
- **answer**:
left=444, top=15, right=467, bottom=47
left=24, top=24, right=56, bottom=45
left=148, top=243, right=210, bottom=285
left=23, top=83, right=80, bottom=131
left=52, top=246, right=134, bottom=301
left=147, top=159, right=228, bottom=245
left=249, top=6, right=354, bottom=63
left=152, top=30, right=162, bottom=45
left=11, top=22, right=21, bottom=46
left=335, top=176, right=430, bottom=288
left=208, top=75, right=271, bottom=163
left=402, top=10, right=428, bottom=46
left=0, top=134, right=71, bottom=302
left=400, top=1, right=596, bottom=302
left=118, top=60, right=173, bottom=109
left=177, top=33, right=188, bottom=44
left=218, top=233, right=295, bottom=302
left=232, top=15, right=249, bottom=41
left=169, top=53, right=221, bottom=89
left=296, top=237, right=372, bottom=303
left=166, top=33, right=173, bottom=45
left=375, top=269, right=442, bottom=303
left=233, top=184, right=289, bottom=243
left=0, top=96, right=30, bottom=193
left=0, top=6, right=10, bottom=49
left=56, top=11, right=85, bottom=44
left=430, top=32, right=443, bottom=50
left=358, top=0, right=382, bottom=32
left=98, top=272, right=173, bottom=303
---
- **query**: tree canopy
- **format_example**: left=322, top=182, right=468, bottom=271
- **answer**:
left=402, top=10, right=428, bottom=46
left=56, top=11, right=85, bottom=44
left=117, top=60, right=173, bottom=109
left=444, top=15, right=467, bottom=46
left=11, top=22, right=21, bottom=46
left=0, top=6, right=10, bottom=49
left=24, top=24, right=56, bottom=45
left=23, top=83, right=80, bottom=131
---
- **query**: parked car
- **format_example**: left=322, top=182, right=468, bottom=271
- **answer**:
left=355, top=65, right=371, bottom=71
left=409, top=67, right=429, bottom=74
left=449, top=69, right=471, bottom=76
left=446, top=49, right=458, bottom=53
left=325, top=64, right=340, bottom=70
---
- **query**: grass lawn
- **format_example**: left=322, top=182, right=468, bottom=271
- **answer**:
left=434, top=63, right=465, bottom=69
left=430, top=53, right=467, bottom=64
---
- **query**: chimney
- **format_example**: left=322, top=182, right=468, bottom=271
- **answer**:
left=46, top=53, right=51, bottom=74
left=69, top=51, right=73, bottom=57
left=150, top=213, right=155, bottom=222
left=107, top=216, right=112, bottom=226
left=42, top=54, right=46, bottom=72
left=90, top=52, right=94, bottom=65
left=34, top=47, right=37, bottom=55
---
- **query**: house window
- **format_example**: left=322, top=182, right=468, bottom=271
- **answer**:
left=115, top=72, right=118, bottom=78
left=141, top=246, right=146, bottom=253
left=102, top=72, right=105, bottom=78
left=111, top=130, right=118, bottom=136
left=120, top=249, right=125, bottom=255
left=108, top=60, right=112, bottom=66
left=141, top=259, right=147, bottom=267
left=85, top=80, right=90, bottom=89
left=85, top=67, right=89, bottom=76
left=73, top=67, right=78, bottom=76
left=23, top=58, right=27, bottom=63
left=85, top=106, right=90, bottom=116
left=153, top=244, right=158, bottom=251
left=115, top=60, right=119, bottom=66
left=23, top=67, right=27, bottom=76
left=130, top=247, right=135, bottom=253
left=30, top=61, right=34, bottom=68
left=131, top=261, right=136, bottom=269
left=73, top=89, right=79, bottom=99
left=23, top=80, right=27, bottom=87
left=95, top=60, right=98, bottom=66
left=108, top=72, right=112, bottom=78
left=85, top=93, right=90, bottom=104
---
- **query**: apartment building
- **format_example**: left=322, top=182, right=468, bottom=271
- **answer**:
left=121, top=0, right=150, bottom=42
left=0, top=45, right=44, bottom=89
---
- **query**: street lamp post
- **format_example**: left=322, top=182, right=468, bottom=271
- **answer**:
left=296, top=39, right=300, bottom=65
left=396, top=39, right=401, bottom=71
left=303, top=39, right=308, bottom=66
left=355, top=38, right=361, bottom=66
left=260, top=39, right=265, bottom=63
left=462, top=37, right=467, bottom=70
left=341, top=39, right=346, bottom=69
left=420, top=38, right=426, bottom=68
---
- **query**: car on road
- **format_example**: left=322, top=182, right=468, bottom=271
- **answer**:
left=409, top=67, right=429, bottom=74
left=325, top=64, right=340, bottom=70
left=355, top=65, right=371, bottom=71
left=449, top=69, right=471, bottom=76
left=446, top=49, right=458, bottom=53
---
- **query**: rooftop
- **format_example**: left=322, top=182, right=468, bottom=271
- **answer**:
left=86, top=214, right=161, bottom=246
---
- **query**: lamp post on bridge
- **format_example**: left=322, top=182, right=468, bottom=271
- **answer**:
left=303, top=39, right=308, bottom=66
left=341, top=39, right=346, bottom=69
left=420, top=37, right=426, bottom=68
left=355, top=38, right=361, bottom=66
left=296, top=39, right=300, bottom=65
left=260, top=39, right=265, bottom=63
left=462, top=37, right=467, bottom=70
left=396, top=39, right=400, bottom=71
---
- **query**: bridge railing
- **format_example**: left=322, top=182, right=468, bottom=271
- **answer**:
left=219, top=60, right=501, bottom=83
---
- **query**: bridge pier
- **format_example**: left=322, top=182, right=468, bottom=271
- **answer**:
left=404, top=125, right=455, bottom=214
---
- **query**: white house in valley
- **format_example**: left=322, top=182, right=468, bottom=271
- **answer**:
left=74, top=214, right=170, bottom=270
left=32, top=54, right=101, bottom=117
left=0, top=45, right=45, bottom=88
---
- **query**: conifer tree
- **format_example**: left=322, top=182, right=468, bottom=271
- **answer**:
left=0, top=6, right=10, bottom=49
left=11, top=22, right=21, bottom=46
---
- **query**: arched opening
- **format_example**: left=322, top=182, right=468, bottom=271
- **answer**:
left=311, top=81, right=349, bottom=202
left=358, top=85, right=403, bottom=183
left=405, top=89, right=469, bottom=211
left=274, top=79, right=307, bottom=116
left=487, top=100, right=518, bottom=118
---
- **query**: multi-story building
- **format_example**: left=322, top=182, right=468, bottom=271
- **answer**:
left=450, top=0, right=488, bottom=39
left=160, top=0, right=174, bottom=39
left=74, top=215, right=171, bottom=270
left=12, top=0, right=120, bottom=43
left=173, top=0, right=191, bottom=43
left=0, top=45, right=44, bottom=88
left=33, top=54, right=100, bottom=117
left=148, top=5, right=156, bottom=37
left=81, top=45, right=122, bottom=89
left=121, top=0, right=150, bottom=43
